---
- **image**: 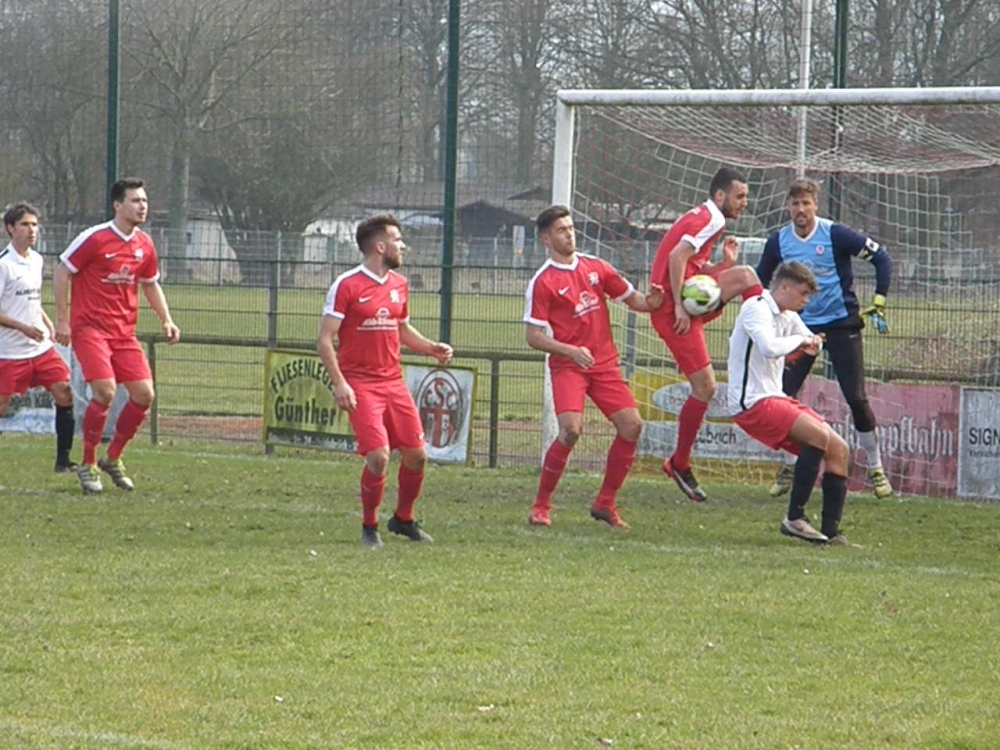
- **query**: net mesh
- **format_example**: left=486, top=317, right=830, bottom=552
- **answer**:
left=566, top=100, right=1000, bottom=495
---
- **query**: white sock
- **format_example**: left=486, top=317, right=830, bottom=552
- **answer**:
left=857, top=429, right=882, bottom=469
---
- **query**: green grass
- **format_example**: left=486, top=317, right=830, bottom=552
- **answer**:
left=2, top=434, right=999, bottom=749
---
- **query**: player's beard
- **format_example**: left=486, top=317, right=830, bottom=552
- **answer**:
left=384, top=252, right=402, bottom=270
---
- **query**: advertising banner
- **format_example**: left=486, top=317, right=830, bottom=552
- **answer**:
left=957, top=387, right=1000, bottom=500
left=404, top=365, right=476, bottom=464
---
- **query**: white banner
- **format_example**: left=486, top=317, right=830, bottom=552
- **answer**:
left=958, top=387, right=1000, bottom=500
left=405, top=365, right=476, bottom=464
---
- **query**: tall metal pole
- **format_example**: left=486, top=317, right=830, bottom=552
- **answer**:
left=795, top=0, right=814, bottom=177
left=105, top=0, right=121, bottom=218
left=439, top=0, right=460, bottom=343
left=829, top=0, right=848, bottom=221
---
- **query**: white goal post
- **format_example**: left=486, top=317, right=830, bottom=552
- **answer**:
left=544, top=86, right=1000, bottom=493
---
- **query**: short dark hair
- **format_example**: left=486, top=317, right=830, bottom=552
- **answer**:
left=3, top=202, right=42, bottom=231
left=110, top=178, right=146, bottom=205
left=788, top=178, right=821, bottom=201
left=709, top=167, right=747, bottom=198
left=773, top=261, right=818, bottom=293
left=535, top=205, right=571, bottom=234
left=355, top=214, right=402, bottom=254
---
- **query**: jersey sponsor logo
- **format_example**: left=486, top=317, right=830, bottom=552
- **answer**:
left=358, top=295, right=373, bottom=303
left=588, top=271, right=599, bottom=286
left=416, top=369, right=465, bottom=449
left=359, top=306, right=398, bottom=331
left=573, top=291, right=601, bottom=317
left=558, top=286, right=570, bottom=295
left=101, top=265, right=136, bottom=285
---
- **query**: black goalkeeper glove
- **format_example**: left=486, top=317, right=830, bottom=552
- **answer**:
left=861, top=294, right=889, bottom=334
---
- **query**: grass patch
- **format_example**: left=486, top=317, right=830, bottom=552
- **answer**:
left=2, top=435, right=999, bottom=749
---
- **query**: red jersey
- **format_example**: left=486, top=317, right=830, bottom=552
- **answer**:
left=523, top=253, right=633, bottom=373
left=650, top=200, right=726, bottom=325
left=60, top=221, right=160, bottom=339
left=323, top=265, right=409, bottom=381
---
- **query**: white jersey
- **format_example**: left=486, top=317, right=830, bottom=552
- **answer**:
left=727, top=290, right=815, bottom=414
left=0, top=244, right=53, bottom=360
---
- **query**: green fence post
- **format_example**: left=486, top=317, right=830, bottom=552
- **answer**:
left=148, top=338, right=158, bottom=445
left=489, top=356, right=500, bottom=468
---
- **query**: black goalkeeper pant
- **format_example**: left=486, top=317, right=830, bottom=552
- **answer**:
left=782, top=326, right=878, bottom=434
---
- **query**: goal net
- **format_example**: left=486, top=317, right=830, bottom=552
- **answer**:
left=549, top=87, right=1000, bottom=497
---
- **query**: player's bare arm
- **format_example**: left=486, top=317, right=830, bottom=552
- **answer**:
left=668, top=240, right=697, bottom=334
left=623, top=289, right=664, bottom=313
left=52, top=262, right=73, bottom=346
left=316, top=314, right=357, bottom=411
left=399, top=322, right=453, bottom=365
left=142, top=282, right=180, bottom=344
left=0, top=310, right=45, bottom=342
left=525, top=324, right=594, bottom=369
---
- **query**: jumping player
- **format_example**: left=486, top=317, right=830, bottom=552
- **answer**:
left=650, top=167, right=762, bottom=502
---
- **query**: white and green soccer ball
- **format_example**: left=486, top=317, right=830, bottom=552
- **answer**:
left=681, top=274, right=722, bottom=316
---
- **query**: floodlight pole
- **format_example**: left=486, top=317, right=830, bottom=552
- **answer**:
left=105, top=0, right=120, bottom=218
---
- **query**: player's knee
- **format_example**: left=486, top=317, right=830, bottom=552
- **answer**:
left=51, top=383, right=74, bottom=407
left=401, top=447, right=426, bottom=472
left=365, top=449, right=391, bottom=476
left=616, top=415, right=642, bottom=442
left=90, top=383, right=116, bottom=405
left=825, top=430, right=850, bottom=466
left=559, top=425, right=582, bottom=447
left=737, top=265, right=760, bottom=290
left=690, top=381, right=716, bottom=402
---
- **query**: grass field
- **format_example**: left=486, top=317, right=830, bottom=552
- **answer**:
left=2, top=434, right=999, bottom=749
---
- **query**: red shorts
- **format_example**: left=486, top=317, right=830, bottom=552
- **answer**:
left=551, top=366, right=636, bottom=418
left=652, top=308, right=725, bottom=376
left=348, top=377, right=424, bottom=456
left=733, top=396, right=824, bottom=455
left=0, top=348, right=71, bottom=396
left=73, top=327, right=151, bottom=383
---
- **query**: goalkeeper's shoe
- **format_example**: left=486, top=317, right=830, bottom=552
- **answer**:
left=77, top=463, right=103, bottom=494
left=768, top=464, right=795, bottom=497
left=780, top=516, right=828, bottom=543
left=868, top=467, right=894, bottom=498
left=98, top=456, right=134, bottom=491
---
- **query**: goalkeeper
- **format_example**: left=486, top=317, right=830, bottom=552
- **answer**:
left=756, top=178, right=893, bottom=499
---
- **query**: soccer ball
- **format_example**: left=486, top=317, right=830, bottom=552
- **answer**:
left=681, top=275, right=722, bottom=316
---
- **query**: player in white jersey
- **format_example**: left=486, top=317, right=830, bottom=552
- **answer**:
left=727, top=261, right=853, bottom=545
left=0, top=203, right=76, bottom=472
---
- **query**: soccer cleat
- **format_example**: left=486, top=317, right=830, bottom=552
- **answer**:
left=54, top=458, right=80, bottom=474
left=589, top=504, right=630, bottom=530
left=821, top=533, right=861, bottom=548
left=360, top=526, right=384, bottom=549
left=769, top=464, right=795, bottom=497
left=387, top=514, right=434, bottom=542
left=98, top=456, right=135, bottom=491
left=528, top=506, right=551, bottom=527
left=868, top=467, right=894, bottom=498
left=780, top=516, right=828, bottom=543
left=77, top=463, right=103, bottom=494
left=663, top=456, right=708, bottom=503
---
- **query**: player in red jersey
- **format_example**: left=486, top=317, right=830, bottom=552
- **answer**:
left=53, top=178, right=181, bottom=494
left=317, top=214, right=453, bottom=549
left=0, top=202, right=76, bottom=472
left=649, top=167, right=762, bottom=503
left=524, top=205, right=662, bottom=530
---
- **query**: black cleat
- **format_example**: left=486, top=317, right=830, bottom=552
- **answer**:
left=387, top=514, right=434, bottom=542
left=361, top=526, right=384, bottom=549
left=663, top=456, right=708, bottom=503
left=54, top=459, right=80, bottom=474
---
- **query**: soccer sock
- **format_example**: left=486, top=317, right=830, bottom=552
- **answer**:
left=857, top=429, right=883, bottom=469
left=673, top=396, right=709, bottom=470
left=820, top=472, right=848, bottom=538
left=394, top=464, right=424, bottom=522
left=55, top=404, right=75, bottom=461
left=788, top=446, right=823, bottom=521
left=107, top=400, right=150, bottom=460
left=741, top=282, right=764, bottom=300
left=535, top=438, right=572, bottom=509
left=360, top=466, right=386, bottom=527
left=595, top=436, right=637, bottom=508
left=82, top=400, right=110, bottom=465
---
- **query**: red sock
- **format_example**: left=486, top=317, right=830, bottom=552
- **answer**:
left=360, top=467, right=385, bottom=527
left=595, top=436, right=637, bottom=508
left=534, top=439, right=572, bottom=509
left=82, top=400, right=110, bottom=465
left=674, top=396, right=709, bottom=470
left=394, top=464, right=424, bottom=522
left=741, top=282, right=764, bottom=300
left=107, top=400, right=150, bottom=460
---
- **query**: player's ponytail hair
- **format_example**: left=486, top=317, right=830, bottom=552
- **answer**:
left=772, top=261, right=818, bottom=293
